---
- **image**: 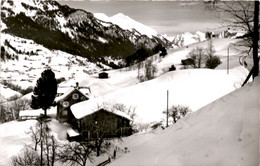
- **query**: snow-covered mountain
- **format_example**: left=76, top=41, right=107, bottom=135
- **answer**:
left=1, top=0, right=171, bottom=66
left=171, top=31, right=207, bottom=47
left=94, top=13, right=158, bottom=38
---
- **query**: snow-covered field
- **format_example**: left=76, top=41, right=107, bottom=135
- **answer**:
left=111, top=76, right=260, bottom=166
left=1, top=35, right=258, bottom=165
left=70, top=38, right=250, bottom=124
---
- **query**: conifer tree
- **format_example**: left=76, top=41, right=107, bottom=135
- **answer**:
left=31, top=69, right=57, bottom=116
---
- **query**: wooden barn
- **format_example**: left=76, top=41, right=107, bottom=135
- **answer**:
left=55, top=86, right=89, bottom=125
left=70, top=103, right=132, bottom=140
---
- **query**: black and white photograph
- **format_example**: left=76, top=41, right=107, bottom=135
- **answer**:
left=0, top=0, right=259, bottom=165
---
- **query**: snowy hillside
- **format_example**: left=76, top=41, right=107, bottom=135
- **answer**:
left=111, top=76, right=260, bottom=166
left=68, top=38, right=249, bottom=124
left=0, top=34, right=255, bottom=165
left=94, top=13, right=158, bottom=38
left=0, top=32, right=103, bottom=100
left=72, top=66, right=248, bottom=124
left=0, top=84, right=22, bottom=100
left=1, top=0, right=258, bottom=165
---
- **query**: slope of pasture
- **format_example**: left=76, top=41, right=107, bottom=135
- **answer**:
left=110, top=76, right=260, bottom=166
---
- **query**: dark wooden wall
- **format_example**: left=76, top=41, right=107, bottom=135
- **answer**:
left=79, top=109, right=131, bottom=139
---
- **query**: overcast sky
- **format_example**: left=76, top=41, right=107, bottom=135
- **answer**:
left=57, top=1, right=223, bottom=36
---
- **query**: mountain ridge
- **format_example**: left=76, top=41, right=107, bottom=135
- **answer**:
left=94, top=12, right=158, bottom=38
left=1, top=0, right=171, bottom=67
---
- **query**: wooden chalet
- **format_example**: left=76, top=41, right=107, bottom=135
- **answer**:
left=70, top=103, right=133, bottom=140
left=55, top=85, right=89, bottom=125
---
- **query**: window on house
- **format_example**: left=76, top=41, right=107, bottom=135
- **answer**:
left=72, top=93, right=79, bottom=100
left=81, top=96, right=86, bottom=100
left=62, top=101, right=69, bottom=108
left=62, top=110, right=68, bottom=116
left=77, top=120, right=81, bottom=129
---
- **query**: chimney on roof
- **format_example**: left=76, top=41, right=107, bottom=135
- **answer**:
left=76, top=82, right=79, bottom=89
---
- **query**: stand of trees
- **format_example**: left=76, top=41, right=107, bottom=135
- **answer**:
left=137, top=59, right=158, bottom=82
left=183, top=40, right=221, bottom=69
left=0, top=97, right=31, bottom=123
left=163, top=105, right=191, bottom=124
left=12, top=118, right=58, bottom=166
left=125, top=44, right=167, bottom=67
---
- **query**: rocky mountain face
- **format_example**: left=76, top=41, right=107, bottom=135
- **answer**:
left=1, top=0, right=171, bottom=67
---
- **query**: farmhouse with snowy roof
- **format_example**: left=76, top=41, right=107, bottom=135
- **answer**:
left=19, top=109, right=44, bottom=120
left=55, top=83, right=89, bottom=125
left=70, top=100, right=133, bottom=139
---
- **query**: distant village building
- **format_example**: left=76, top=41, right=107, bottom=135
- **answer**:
left=19, top=109, right=44, bottom=120
left=55, top=83, right=89, bottom=124
left=99, top=72, right=109, bottom=79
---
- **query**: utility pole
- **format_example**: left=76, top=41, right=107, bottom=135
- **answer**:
left=227, top=46, right=229, bottom=74
left=166, top=90, right=169, bottom=128
left=253, top=0, right=259, bottom=79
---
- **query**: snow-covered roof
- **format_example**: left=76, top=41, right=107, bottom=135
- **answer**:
left=19, top=109, right=44, bottom=117
left=67, top=128, right=80, bottom=137
left=70, top=99, right=132, bottom=121
left=55, top=88, right=89, bottom=102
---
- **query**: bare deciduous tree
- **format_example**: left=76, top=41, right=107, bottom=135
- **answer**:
left=11, top=98, right=31, bottom=120
left=163, top=105, right=191, bottom=124
left=26, top=119, right=58, bottom=166
left=188, top=47, right=208, bottom=68
left=206, top=40, right=221, bottom=69
left=111, top=103, right=136, bottom=122
left=58, top=141, right=95, bottom=166
left=27, top=123, right=41, bottom=151
left=42, top=125, right=58, bottom=166
left=138, top=59, right=158, bottom=82
left=11, top=146, right=40, bottom=166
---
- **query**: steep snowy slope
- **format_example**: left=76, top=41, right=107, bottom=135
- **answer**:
left=111, top=77, right=260, bottom=166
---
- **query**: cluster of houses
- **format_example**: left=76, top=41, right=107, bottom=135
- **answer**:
left=19, top=78, right=132, bottom=141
